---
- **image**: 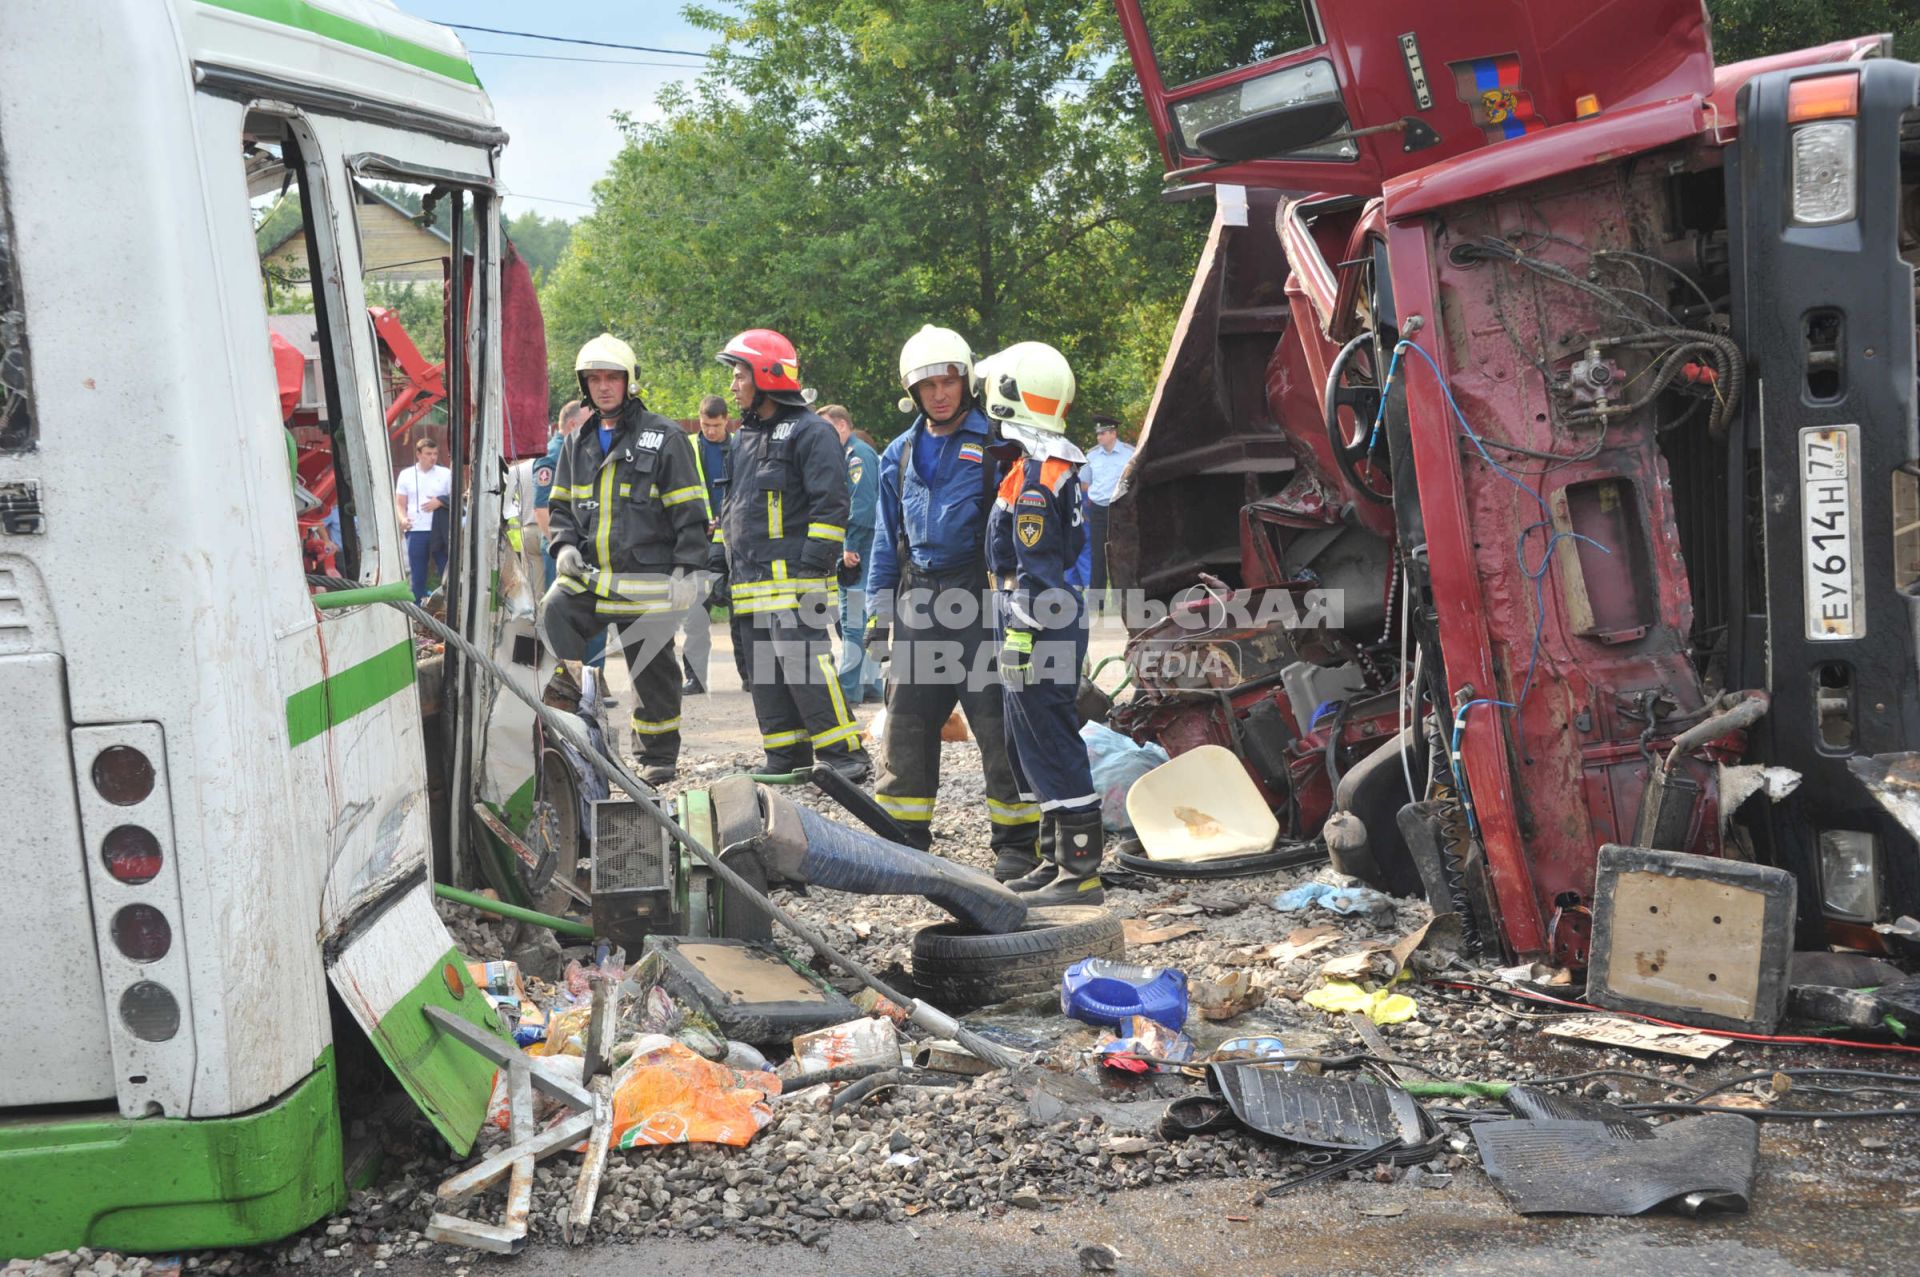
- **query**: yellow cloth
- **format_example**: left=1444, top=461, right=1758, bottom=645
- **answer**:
left=1303, top=980, right=1417, bottom=1025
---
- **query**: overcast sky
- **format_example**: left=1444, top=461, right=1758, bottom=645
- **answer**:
left=394, top=2, right=725, bottom=220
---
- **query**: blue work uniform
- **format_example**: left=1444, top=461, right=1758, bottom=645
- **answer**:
left=838, top=433, right=884, bottom=703
left=987, top=454, right=1095, bottom=815
left=867, top=408, right=1035, bottom=867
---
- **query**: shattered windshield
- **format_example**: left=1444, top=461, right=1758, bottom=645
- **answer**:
left=0, top=137, right=32, bottom=452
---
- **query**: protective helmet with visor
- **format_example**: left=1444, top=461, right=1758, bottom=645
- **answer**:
left=575, top=332, right=639, bottom=411
left=897, top=324, right=975, bottom=420
left=716, top=328, right=808, bottom=407
left=980, top=341, right=1084, bottom=464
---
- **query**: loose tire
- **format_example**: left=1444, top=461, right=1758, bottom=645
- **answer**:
left=911, top=905, right=1125, bottom=1010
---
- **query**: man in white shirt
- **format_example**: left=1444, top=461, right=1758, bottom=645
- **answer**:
left=1080, top=415, right=1134, bottom=613
left=394, top=435, right=453, bottom=603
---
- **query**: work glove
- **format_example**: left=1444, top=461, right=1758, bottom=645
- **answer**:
left=706, top=541, right=729, bottom=578
left=999, top=629, right=1035, bottom=687
left=667, top=569, right=704, bottom=613
left=865, top=613, right=891, bottom=666
left=706, top=575, right=730, bottom=611
left=554, top=544, right=587, bottom=581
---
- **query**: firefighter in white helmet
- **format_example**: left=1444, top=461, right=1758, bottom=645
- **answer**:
left=865, top=325, right=1040, bottom=879
left=982, top=341, right=1103, bottom=904
left=543, top=333, right=710, bottom=784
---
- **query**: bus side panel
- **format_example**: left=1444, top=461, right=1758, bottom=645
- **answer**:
left=0, top=647, right=116, bottom=1105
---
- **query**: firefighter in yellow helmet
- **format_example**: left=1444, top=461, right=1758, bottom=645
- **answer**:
left=542, top=333, right=711, bottom=784
left=982, top=342, right=1103, bottom=904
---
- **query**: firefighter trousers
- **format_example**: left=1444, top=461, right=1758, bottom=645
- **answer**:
left=731, top=606, right=864, bottom=773
left=875, top=574, right=1039, bottom=856
left=1002, top=621, right=1096, bottom=816
left=542, top=587, right=686, bottom=767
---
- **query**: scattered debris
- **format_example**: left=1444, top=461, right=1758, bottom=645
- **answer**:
left=1542, top=1016, right=1732, bottom=1061
left=1270, top=882, right=1395, bottom=920
left=1192, top=970, right=1265, bottom=1021
left=1121, top=918, right=1206, bottom=946
left=1303, top=980, right=1417, bottom=1025
left=1473, top=1115, right=1759, bottom=1216
left=1062, top=957, right=1189, bottom=1030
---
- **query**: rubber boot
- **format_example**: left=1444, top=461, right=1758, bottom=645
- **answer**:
left=992, top=824, right=1044, bottom=883
left=1007, top=813, right=1062, bottom=894
left=1025, top=807, right=1105, bottom=906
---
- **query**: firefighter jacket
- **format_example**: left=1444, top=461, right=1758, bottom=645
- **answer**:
left=712, top=403, right=850, bottom=615
left=868, top=408, right=999, bottom=597
left=547, top=400, right=710, bottom=614
left=987, top=455, right=1087, bottom=633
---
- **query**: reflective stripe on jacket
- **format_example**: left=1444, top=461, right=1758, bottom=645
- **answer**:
left=547, top=400, right=709, bottom=597
left=715, top=404, right=849, bottom=614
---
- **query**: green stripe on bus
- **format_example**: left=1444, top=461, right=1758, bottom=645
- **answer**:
left=286, top=640, right=416, bottom=746
left=198, top=0, right=482, bottom=86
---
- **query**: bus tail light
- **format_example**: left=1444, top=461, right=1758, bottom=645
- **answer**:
left=1787, top=72, right=1859, bottom=123
left=111, top=903, right=172, bottom=962
left=119, top=981, right=181, bottom=1041
left=91, top=745, right=155, bottom=805
left=102, top=825, right=163, bottom=884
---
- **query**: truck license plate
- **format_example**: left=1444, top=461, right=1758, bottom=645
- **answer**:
left=1801, top=424, right=1864, bottom=641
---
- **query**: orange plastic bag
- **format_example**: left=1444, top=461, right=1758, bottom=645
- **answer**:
left=609, top=1039, right=781, bottom=1149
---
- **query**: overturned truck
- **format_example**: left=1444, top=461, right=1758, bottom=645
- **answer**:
left=1109, top=0, right=1920, bottom=967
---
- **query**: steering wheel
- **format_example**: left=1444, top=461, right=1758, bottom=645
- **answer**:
left=1324, top=331, right=1393, bottom=505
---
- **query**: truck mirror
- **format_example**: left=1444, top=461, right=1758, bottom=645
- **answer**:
left=1193, top=99, right=1349, bottom=164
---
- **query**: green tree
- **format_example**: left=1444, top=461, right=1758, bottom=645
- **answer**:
left=504, top=209, right=574, bottom=284
left=1708, top=0, right=1920, bottom=62
left=540, top=0, right=1206, bottom=438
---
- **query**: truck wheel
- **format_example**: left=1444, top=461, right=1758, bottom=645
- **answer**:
left=911, top=906, right=1125, bottom=1010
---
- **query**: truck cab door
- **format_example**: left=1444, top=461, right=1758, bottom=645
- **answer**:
left=1112, top=0, right=1714, bottom=196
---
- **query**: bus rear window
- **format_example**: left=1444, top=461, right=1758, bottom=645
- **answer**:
left=0, top=140, right=33, bottom=452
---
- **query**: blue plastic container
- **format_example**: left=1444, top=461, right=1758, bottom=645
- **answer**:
left=1061, top=958, right=1189, bottom=1031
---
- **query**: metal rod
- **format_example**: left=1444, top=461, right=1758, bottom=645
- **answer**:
left=434, top=881, right=595, bottom=937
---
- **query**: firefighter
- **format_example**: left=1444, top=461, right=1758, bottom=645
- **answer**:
left=982, top=342, right=1102, bottom=904
left=542, top=333, right=710, bottom=784
left=709, top=328, right=872, bottom=780
left=866, top=325, right=1040, bottom=880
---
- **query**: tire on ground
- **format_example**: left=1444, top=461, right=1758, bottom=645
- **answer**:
left=911, top=905, right=1126, bottom=1010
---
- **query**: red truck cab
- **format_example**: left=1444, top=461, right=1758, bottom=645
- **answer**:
left=1109, top=0, right=1918, bottom=965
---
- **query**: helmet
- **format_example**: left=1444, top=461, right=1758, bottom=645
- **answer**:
left=981, top=341, right=1081, bottom=460
left=898, top=324, right=974, bottom=420
left=898, top=325, right=974, bottom=394
left=575, top=332, right=638, bottom=400
left=716, top=328, right=806, bottom=406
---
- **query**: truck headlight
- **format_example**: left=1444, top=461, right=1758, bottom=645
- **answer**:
left=1817, top=829, right=1880, bottom=921
left=1791, top=121, right=1857, bottom=225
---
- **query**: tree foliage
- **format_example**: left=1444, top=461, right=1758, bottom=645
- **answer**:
left=540, top=0, right=1207, bottom=434
left=539, top=0, right=1920, bottom=426
left=1708, top=0, right=1920, bottom=63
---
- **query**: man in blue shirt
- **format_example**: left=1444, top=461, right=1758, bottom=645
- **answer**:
left=823, top=404, right=884, bottom=704
left=1080, top=415, right=1134, bottom=612
left=867, top=326, right=1039, bottom=880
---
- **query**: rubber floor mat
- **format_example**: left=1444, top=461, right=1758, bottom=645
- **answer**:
left=1205, top=1065, right=1432, bottom=1152
left=1473, top=1114, right=1758, bottom=1215
left=1500, top=1085, right=1653, bottom=1138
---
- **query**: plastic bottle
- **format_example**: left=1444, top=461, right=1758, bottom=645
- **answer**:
left=1060, top=957, right=1189, bottom=1031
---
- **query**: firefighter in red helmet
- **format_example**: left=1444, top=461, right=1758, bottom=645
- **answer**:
left=709, top=329, right=872, bottom=780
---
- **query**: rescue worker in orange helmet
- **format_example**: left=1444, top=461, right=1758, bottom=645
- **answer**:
left=708, top=328, right=871, bottom=780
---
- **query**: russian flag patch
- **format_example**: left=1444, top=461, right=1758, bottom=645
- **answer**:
left=958, top=441, right=985, bottom=464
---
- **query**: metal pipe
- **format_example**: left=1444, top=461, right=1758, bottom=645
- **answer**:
left=1667, top=689, right=1770, bottom=760
left=311, top=581, right=416, bottom=610
left=434, top=882, right=596, bottom=938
